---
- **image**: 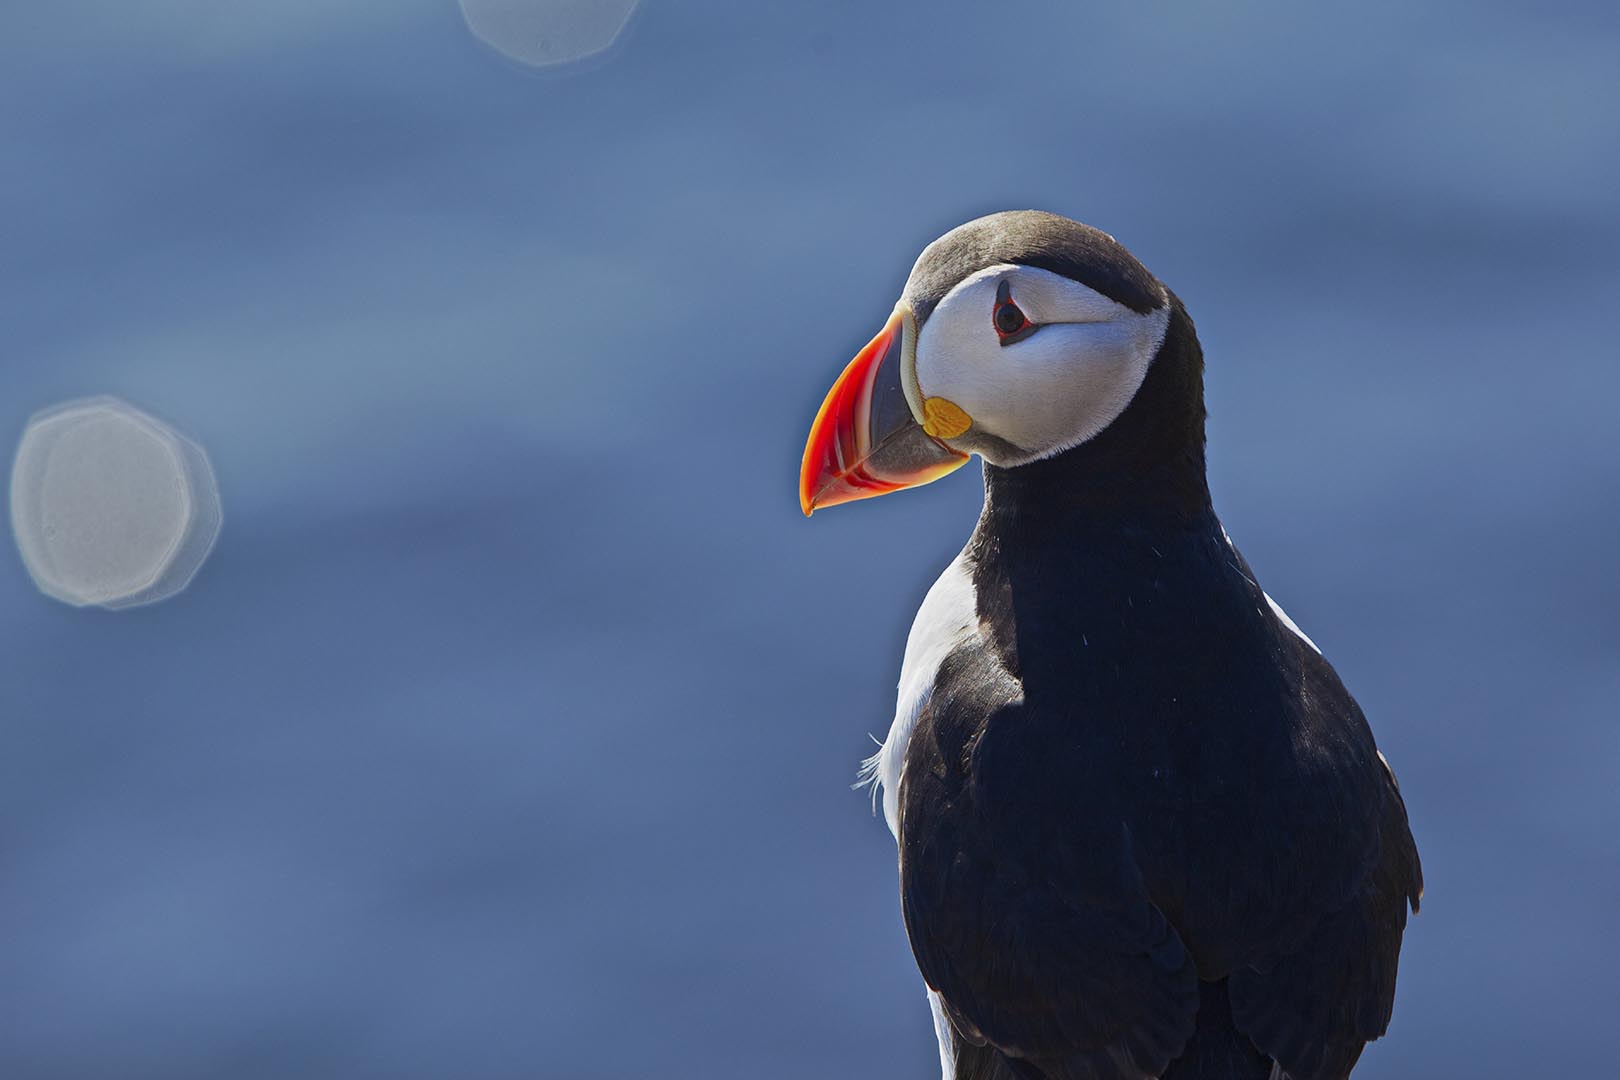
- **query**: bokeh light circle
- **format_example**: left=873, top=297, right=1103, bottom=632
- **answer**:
left=10, top=397, right=222, bottom=610
left=458, top=0, right=639, bottom=67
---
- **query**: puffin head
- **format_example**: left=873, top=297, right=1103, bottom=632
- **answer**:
left=800, top=210, right=1197, bottom=515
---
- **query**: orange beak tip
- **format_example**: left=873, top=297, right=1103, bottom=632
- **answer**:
left=799, top=305, right=968, bottom=515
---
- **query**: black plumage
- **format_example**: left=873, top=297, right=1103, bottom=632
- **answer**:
left=890, top=214, right=1422, bottom=1080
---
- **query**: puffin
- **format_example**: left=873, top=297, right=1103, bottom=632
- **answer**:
left=798, top=211, right=1422, bottom=1080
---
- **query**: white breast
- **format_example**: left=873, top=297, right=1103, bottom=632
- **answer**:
left=861, top=550, right=980, bottom=839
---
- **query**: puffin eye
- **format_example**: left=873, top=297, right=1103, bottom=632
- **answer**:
left=994, top=301, right=1026, bottom=335
left=993, top=279, right=1036, bottom=345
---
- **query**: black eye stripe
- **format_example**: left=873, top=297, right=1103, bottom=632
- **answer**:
left=993, top=279, right=1037, bottom=345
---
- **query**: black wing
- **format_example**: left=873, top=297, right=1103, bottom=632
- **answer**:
left=1224, top=638, right=1424, bottom=1080
left=899, top=645, right=1201, bottom=1080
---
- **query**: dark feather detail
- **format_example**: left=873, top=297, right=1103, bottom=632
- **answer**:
left=904, top=211, right=1166, bottom=323
left=1160, top=980, right=1276, bottom=1080
left=901, top=645, right=1202, bottom=1077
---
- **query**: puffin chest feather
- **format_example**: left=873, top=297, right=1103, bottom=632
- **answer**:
left=866, top=551, right=979, bottom=839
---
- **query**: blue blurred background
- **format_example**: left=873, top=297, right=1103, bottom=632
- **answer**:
left=2, top=2, right=1616, bottom=1076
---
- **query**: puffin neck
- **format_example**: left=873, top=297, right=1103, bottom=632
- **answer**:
left=978, top=298, right=1212, bottom=537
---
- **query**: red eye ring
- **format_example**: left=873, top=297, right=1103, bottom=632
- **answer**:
left=993, top=279, right=1037, bottom=345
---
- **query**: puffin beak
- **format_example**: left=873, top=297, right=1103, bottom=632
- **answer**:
left=800, top=303, right=969, bottom=515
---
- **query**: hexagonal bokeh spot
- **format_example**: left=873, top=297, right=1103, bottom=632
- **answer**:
left=459, top=0, right=639, bottom=67
left=10, top=397, right=222, bottom=610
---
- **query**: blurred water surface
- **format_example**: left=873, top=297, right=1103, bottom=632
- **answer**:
left=1, top=2, right=1616, bottom=1077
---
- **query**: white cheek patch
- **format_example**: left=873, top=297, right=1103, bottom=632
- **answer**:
left=913, top=265, right=1170, bottom=466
